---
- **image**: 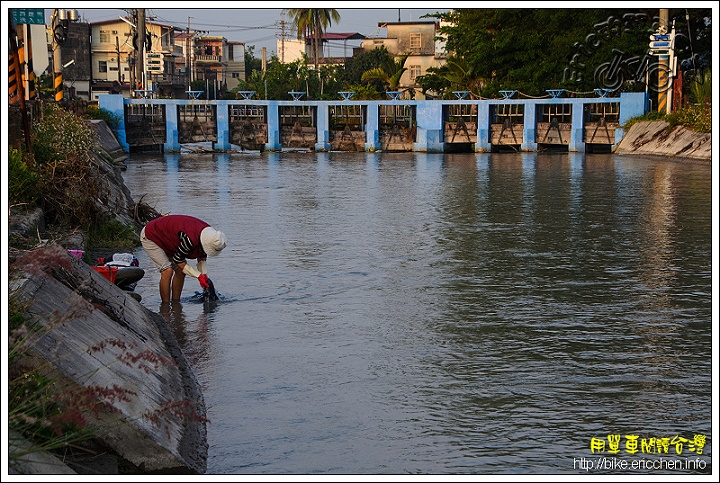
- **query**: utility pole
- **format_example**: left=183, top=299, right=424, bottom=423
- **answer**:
left=186, top=17, right=191, bottom=89
left=657, top=8, right=670, bottom=114
left=276, top=15, right=288, bottom=63
left=262, top=47, right=267, bottom=100
left=51, top=9, right=78, bottom=102
left=116, top=36, right=122, bottom=82
left=137, top=8, right=146, bottom=90
left=52, top=10, right=62, bottom=101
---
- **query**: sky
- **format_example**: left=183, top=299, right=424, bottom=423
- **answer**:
left=65, top=4, right=452, bottom=58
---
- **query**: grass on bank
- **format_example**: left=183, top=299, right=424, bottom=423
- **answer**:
left=623, top=103, right=711, bottom=133
left=623, top=70, right=711, bottom=133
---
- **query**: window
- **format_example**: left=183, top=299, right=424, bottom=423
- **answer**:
left=98, top=61, right=107, bottom=73
left=99, top=30, right=110, bottom=43
left=410, top=33, right=422, bottom=51
left=232, top=72, right=240, bottom=78
left=409, top=65, right=422, bottom=80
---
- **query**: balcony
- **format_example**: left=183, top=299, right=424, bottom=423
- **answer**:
left=195, top=54, right=222, bottom=62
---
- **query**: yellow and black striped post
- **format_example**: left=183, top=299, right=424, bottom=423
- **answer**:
left=8, top=48, right=22, bottom=105
left=18, top=41, right=27, bottom=100
left=25, top=26, right=37, bottom=100
left=54, top=65, right=63, bottom=101
left=9, top=16, right=32, bottom=152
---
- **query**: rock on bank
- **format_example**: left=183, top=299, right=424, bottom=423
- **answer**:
left=614, top=120, right=711, bottom=161
left=9, top=245, right=208, bottom=474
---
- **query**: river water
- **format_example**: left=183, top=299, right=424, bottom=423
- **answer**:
left=121, top=151, right=712, bottom=475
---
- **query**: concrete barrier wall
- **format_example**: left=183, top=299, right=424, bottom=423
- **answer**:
left=100, top=92, right=647, bottom=154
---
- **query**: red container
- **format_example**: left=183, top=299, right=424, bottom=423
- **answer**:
left=92, top=265, right=119, bottom=284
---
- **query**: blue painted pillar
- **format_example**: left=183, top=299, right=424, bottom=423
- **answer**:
left=569, top=100, right=585, bottom=153
left=414, top=102, right=444, bottom=153
left=365, top=103, right=379, bottom=151
left=522, top=102, right=537, bottom=151
left=266, top=101, right=281, bottom=151
left=214, top=102, right=230, bottom=151
left=98, top=94, right=128, bottom=151
left=476, top=101, right=491, bottom=152
left=617, top=92, right=647, bottom=147
left=164, top=102, right=180, bottom=152
left=315, top=103, right=330, bottom=151
left=619, top=92, right=646, bottom=124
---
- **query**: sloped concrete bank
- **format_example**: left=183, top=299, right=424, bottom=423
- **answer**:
left=614, top=120, right=711, bottom=161
left=9, top=246, right=208, bottom=474
left=8, top=119, right=208, bottom=474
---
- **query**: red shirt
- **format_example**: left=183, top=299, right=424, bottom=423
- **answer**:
left=144, top=215, right=209, bottom=262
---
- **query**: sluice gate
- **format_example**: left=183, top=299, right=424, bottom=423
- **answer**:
left=178, top=103, right=217, bottom=144
left=444, top=103, right=478, bottom=153
left=229, top=104, right=268, bottom=151
left=444, top=104, right=478, bottom=144
left=330, top=104, right=366, bottom=151
left=537, top=104, right=572, bottom=148
left=102, top=92, right=646, bottom=154
left=124, top=104, right=166, bottom=152
left=280, top=105, right=316, bottom=149
left=490, top=104, right=524, bottom=150
left=584, top=102, right=620, bottom=149
left=379, top=104, right=416, bottom=152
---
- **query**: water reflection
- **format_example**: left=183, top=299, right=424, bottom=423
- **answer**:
left=158, top=300, right=212, bottom=373
left=122, top=151, right=711, bottom=474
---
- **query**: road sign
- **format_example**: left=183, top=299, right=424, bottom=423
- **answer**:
left=30, top=24, right=49, bottom=76
left=146, top=52, right=163, bottom=73
left=12, top=8, right=45, bottom=25
left=649, top=40, right=671, bottom=49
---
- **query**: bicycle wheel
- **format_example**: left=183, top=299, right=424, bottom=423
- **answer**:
left=647, top=63, right=674, bottom=93
left=594, top=62, right=626, bottom=91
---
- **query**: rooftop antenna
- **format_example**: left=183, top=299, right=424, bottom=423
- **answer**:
left=398, top=9, right=401, bottom=22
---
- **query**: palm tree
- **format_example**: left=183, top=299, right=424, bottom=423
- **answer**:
left=360, top=53, right=410, bottom=93
left=285, top=9, right=341, bottom=69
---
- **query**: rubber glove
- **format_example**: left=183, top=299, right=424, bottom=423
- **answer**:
left=182, top=263, right=201, bottom=278
left=197, top=259, right=207, bottom=275
left=198, top=274, right=211, bottom=289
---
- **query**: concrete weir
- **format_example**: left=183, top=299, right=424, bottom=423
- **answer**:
left=99, top=92, right=646, bottom=154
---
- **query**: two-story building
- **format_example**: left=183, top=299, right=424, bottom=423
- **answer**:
left=277, top=32, right=366, bottom=66
left=174, top=35, right=246, bottom=94
left=361, top=20, right=447, bottom=98
left=89, top=17, right=184, bottom=99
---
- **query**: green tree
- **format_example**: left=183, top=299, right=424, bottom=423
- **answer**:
left=339, top=46, right=394, bottom=88
left=431, top=8, right=690, bottom=97
left=244, top=45, right=263, bottom=79
left=285, top=8, right=341, bottom=70
left=417, top=55, right=482, bottom=99
left=361, top=53, right=410, bottom=93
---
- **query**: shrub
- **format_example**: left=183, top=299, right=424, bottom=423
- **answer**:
left=29, top=104, right=102, bottom=227
left=88, top=220, right=141, bottom=250
left=622, top=104, right=710, bottom=134
left=85, top=105, right=122, bottom=134
left=31, top=103, right=98, bottom=166
left=8, top=149, right=40, bottom=206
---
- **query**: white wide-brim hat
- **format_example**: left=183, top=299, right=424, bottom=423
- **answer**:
left=200, top=227, right=227, bottom=257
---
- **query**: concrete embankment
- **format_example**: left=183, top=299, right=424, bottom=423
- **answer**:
left=614, top=120, right=711, bottom=161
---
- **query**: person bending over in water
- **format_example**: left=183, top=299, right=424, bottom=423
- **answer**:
left=140, top=214, right=227, bottom=303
